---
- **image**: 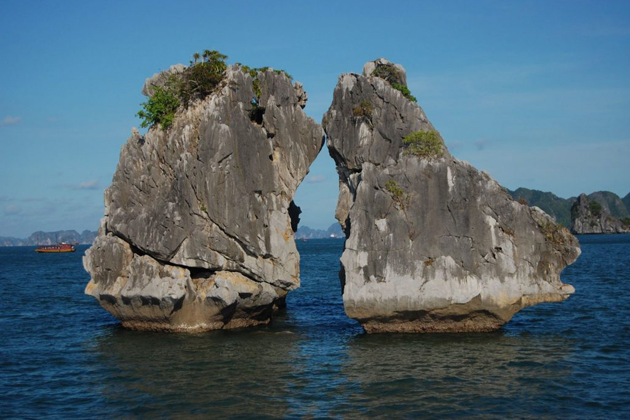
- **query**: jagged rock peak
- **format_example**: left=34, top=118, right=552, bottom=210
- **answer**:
left=324, top=58, right=581, bottom=333
left=84, top=60, right=324, bottom=332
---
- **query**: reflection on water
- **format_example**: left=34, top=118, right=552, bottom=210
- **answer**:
left=2, top=236, right=630, bottom=418
left=93, top=327, right=301, bottom=418
left=91, top=322, right=579, bottom=418
left=341, top=333, right=575, bottom=418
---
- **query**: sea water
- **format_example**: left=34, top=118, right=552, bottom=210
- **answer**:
left=1, top=235, right=629, bottom=418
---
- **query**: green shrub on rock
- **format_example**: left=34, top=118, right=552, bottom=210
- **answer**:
left=137, top=50, right=228, bottom=130
left=391, top=83, right=417, bottom=102
left=372, top=65, right=402, bottom=84
left=137, top=51, right=294, bottom=130
left=371, top=64, right=417, bottom=102
left=136, top=84, right=180, bottom=130
left=403, top=130, right=444, bottom=158
left=179, top=51, right=227, bottom=105
left=385, top=179, right=408, bottom=210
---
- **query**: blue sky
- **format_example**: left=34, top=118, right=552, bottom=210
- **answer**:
left=1, top=0, right=629, bottom=238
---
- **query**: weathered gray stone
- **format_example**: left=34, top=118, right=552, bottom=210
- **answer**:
left=85, top=64, right=324, bottom=331
left=571, top=193, right=630, bottom=234
left=324, top=59, right=581, bottom=333
left=294, top=82, right=308, bottom=109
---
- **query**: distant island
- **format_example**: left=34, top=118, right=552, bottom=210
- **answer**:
left=0, top=230, right=97, bottom=247
left=508, top=188, right=630, bottom=234
left=295, top=223, right=343, bottom=239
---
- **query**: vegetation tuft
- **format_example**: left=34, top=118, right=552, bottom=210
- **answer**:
left=136, top=84, right=180, bottom=130
left=403, top=130, right=444, bottom=159
left=352, top=99, right=374, bottom=120
left=137, top=51, right=293, bottom=130
left=372, top=65, right=401, bottom=83
left=391, top=83, right=417, bottom=102
left=137, top=50, right=228, bottom=130
left=371, top=63, right=417, bottom=102
left=385, top=180, right=408, bottom=210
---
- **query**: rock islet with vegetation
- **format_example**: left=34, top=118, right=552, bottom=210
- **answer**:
left=324, top=58, right=581, bottom=333
left=84, top=50, right=324, bottom=332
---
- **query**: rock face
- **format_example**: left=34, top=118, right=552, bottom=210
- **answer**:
left=324, top=59, right=581, bottom=333
left=571, top=193, right=630, bottom=234
left=84, top=65, right=323, bottom=331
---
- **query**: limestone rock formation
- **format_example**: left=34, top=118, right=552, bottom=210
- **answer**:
left=571, top=193, right=630, bottom=234
left=324, top=59, right=581, bottom=333
left=84, top=64, right=323, bottom=331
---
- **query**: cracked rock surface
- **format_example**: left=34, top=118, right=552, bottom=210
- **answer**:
left=84, top=65, right=324, bottom=331
left=324, top=59, right=581, bottom=333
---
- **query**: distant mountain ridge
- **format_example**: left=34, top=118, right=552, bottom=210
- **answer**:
left=0, top=230, right=97, bottom=247
left=508, top=188, right=630, bottom=232
left=509, top=188, right=574, bottom=228
left=296, top=223, right=343, bottom=239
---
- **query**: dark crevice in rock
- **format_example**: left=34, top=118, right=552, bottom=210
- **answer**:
left=108, top=227, right=262, bottom=284
left=170, top=296, right=185, bottom=315
left=189, top=267, right=216, bottom=279
left=288, top=201, right=301, bottom=233
left=249, top=104, right=265, bottom=125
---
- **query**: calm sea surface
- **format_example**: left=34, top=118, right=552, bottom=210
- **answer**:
left=1, top=235, right=629, bottom=419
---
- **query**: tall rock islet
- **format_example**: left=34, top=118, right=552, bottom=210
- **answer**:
left=84, top=63, right=324, bottom=331
left=324, top=59, right=581, bottom=333
left=571, top=193, right=630, bottom=234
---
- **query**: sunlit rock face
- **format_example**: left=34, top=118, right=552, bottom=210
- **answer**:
left=324, top=59, right=581, bottom=333
left=84, top=65, right=323, bottom=331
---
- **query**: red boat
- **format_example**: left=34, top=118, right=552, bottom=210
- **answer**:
left=35, top=243, right=76, bottom=253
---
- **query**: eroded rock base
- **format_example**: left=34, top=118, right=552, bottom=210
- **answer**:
left=84, top=234, right=289, bottom=332
left=362, top=316, right=505, bottom=333
left=354, top=288, right=573, bottom=333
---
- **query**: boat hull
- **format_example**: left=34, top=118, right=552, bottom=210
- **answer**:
left=36, top=249, right=75, bottom=253
left=35, top=244, right=76, bottom=253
